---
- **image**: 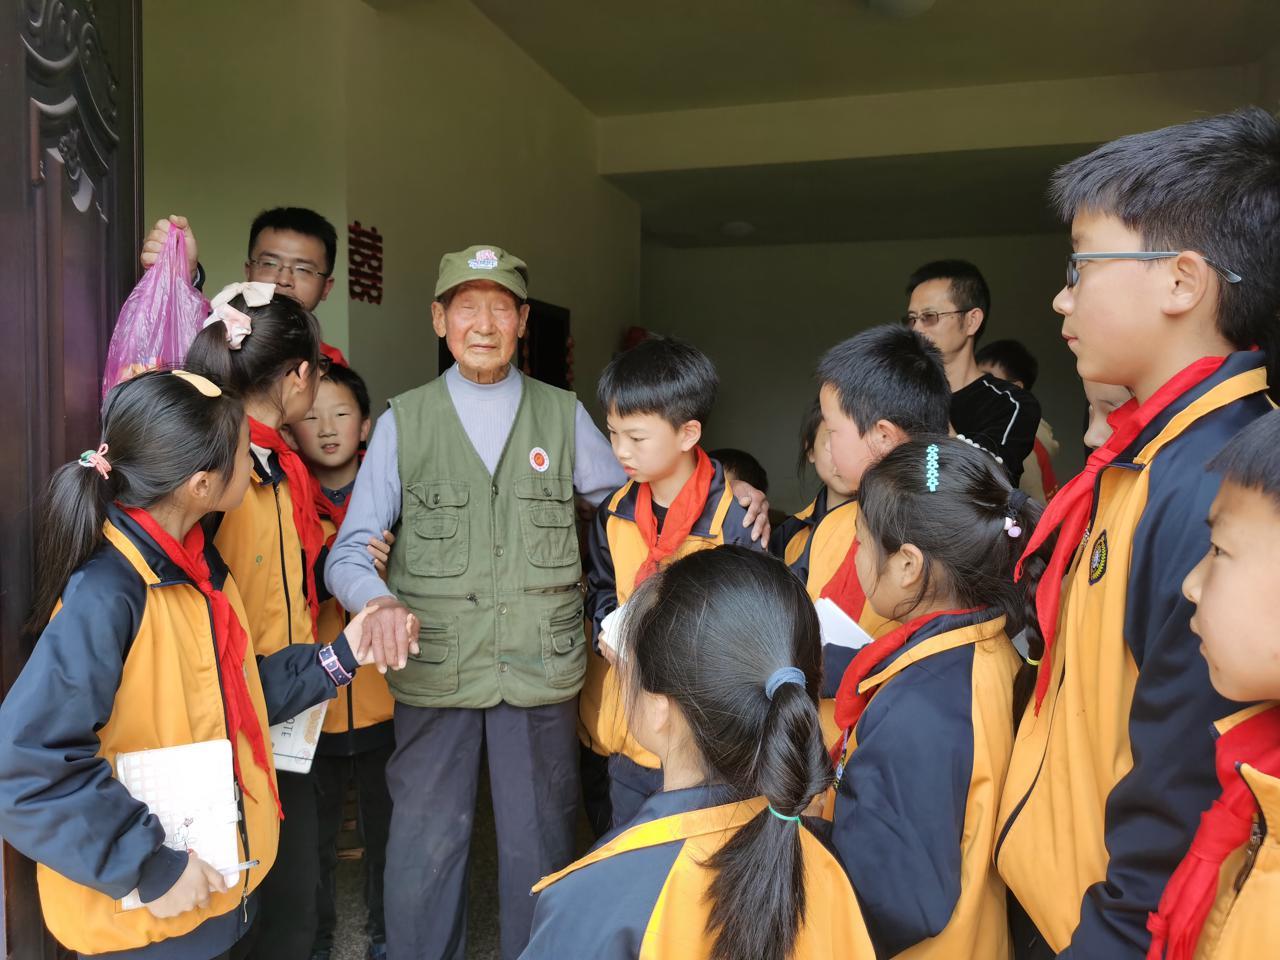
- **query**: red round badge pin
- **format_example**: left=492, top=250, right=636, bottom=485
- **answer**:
left=530, top=447, right=549, bottom=472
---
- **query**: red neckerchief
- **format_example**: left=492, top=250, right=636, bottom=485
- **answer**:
left=122, top=506, right=282, bottom=818
left=831, top=607, right=981, bottom=761
left=1015, top=356, right=1228, bottom=714
left=249, top=418, right=325, bottom=642
left=319, top=342, right=348, bottom=368
left=819, top=538, right=867, bottom=622
left=633, top=447, right=716, bottom=585
left=1033, top=437, right=1059, bottom=501
left=1147, top=704, right=1280, bottom=960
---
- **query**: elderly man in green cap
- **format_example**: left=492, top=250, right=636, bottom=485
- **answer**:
left=327, top=245, right=768, bottom=960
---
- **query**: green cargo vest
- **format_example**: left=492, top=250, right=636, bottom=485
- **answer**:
left=385, top=372, right=587, bottom=709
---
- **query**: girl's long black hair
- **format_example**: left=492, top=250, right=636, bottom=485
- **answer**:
left=857, top=436, right=1048, bottom=717
left=29, top=371, right=243, bottom=630
left=620, top=546, right=831, bottom=960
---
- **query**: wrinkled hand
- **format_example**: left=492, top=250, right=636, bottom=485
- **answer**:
left=356, top=596, right=419, bottom=673
left=143, top=851, right=226, bottom=919
left=729, top=479, right=771, bottom=544
left=345, top=602, right=417, bottom=667
left=368, top=530, right=396, bottom=580
left=140, top=215, right=199, bottom=281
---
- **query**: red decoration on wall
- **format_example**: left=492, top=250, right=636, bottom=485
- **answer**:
left=348, top=221, right=383, bottom=305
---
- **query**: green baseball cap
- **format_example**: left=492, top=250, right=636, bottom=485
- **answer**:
left=434, top=244, right=529, bottom=300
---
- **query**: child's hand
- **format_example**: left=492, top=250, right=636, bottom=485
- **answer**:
left=139, top=215, right=199, bottom=282
left=368, top=530, right=396, bottom=580
left=346, top=602, right=417, bottom=667
left=143, top=851, right=227, bottom=919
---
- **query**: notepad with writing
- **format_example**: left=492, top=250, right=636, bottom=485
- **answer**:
left=270, top=701, right=327, bottom=774
left=114, top=739, right=240, bottom=910
left=814, top=597, right=875, bottom=650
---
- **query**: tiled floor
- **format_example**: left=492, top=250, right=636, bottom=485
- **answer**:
left=333, top=766, right=593, bottom=960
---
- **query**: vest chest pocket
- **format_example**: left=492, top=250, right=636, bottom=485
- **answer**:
left=514, top=475, right=578, bottom=568
left=405, top=481, right=470, bottom=578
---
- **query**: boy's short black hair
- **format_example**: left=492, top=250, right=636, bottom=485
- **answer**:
left=816, top=324, right=950, bottom=437
left=906, top=259, right=991, bottom=341
left=598, top=336, right=718, bottom=429
left=975, top=339, right=1039, bottom=391
left=322, top=362, right=371, bottom=419
left=1208, top=408, right=1280, bottom=510
left=249, top=207, right=338, bottom=275
left=708, top=448, right=769, bottom=493
left=1051, top=107, right=1280, bottom=354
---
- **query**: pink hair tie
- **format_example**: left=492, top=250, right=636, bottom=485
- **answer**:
left=78, top=443, right=111, bottom=479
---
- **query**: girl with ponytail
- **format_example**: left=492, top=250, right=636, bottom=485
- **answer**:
left=0, top=371, right=384, bottom=960
left=522, top=546, right=876, bottom=960
left=827, top=436, right=1041, bottom=959
left=185, top=282, right=347, bottom=960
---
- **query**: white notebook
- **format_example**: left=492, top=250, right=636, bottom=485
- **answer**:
left=114, top=739, right=240, bottom=910
left=814, top=597, right=876, bottom=650
left=270, top=701, right=327, bottom=774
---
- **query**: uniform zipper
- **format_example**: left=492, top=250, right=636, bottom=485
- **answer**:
left=272, top=484, right=293, bottom=646
left=202, top=593, right=253, bottom=916
left=1233, top=767, right=1266, bottom=895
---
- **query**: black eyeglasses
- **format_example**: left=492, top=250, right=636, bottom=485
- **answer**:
left=1066, top=252, right=1243, bottom=289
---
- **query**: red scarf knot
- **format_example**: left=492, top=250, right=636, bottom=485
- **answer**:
left=1014, top=357, right=1228, bottom=715
left=632, top=447, right=716, bottom=586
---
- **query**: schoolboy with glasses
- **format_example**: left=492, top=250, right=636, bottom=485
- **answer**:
left=994, top=106, right=1280, bottom=960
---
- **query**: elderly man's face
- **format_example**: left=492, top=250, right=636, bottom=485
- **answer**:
left=431, top=281, right=529, bottom=384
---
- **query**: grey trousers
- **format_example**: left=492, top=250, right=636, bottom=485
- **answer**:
left=383, top=699, right=580, bottom=960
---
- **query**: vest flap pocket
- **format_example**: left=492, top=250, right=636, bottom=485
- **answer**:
left=419, top=514, right=459, bottom=539
left=404, top=623, right=460, bottom=696
left=514, top=475, right=574, bottom=502
left=407, top=480, right=470, bottom=510
left=542, top=610, right=586, bottom=689
left=515, top=475, right=578, bottom=568
left=404, top=481, right=470, bottom=578
left=417, top=639, right=451, bottom=663
left=528, top=505, right=573, bottom=529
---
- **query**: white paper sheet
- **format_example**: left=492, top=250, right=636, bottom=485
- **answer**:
left=814, top=597, right=876, bottom=650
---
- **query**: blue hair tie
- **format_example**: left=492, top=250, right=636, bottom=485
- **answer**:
left=764, top=666, right=806, bottom=701
left=925, top=443, right=940, bottom=493
left=767, top=804, right=802, bottom=824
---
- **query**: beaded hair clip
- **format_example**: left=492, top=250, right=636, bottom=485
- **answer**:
left=924, top=443, right=940, bottom=492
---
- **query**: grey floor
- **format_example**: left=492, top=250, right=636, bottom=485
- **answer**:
left=332, top=766, right=593, bottom=960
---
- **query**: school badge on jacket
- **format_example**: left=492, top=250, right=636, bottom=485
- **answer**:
left=530, top=447, right=550, bottom=472
left=1088, top=531, right=1108, bottom=585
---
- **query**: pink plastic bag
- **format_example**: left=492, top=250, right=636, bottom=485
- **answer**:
left=102, top=228, right=209, bottom=398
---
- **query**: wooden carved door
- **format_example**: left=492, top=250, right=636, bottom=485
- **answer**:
left=0, top=1, right=141, bottom=956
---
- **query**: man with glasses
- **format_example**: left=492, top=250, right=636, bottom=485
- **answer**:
left=904, top=259, right=1041, bottom=484
left=140, top=207, right=347, bottom=363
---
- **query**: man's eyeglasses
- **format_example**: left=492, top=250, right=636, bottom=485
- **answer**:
left=1066, top=252, right=1243, bottom=289
left=901, top=309, right=969, bottom=329
left=247, top=257, right=330, bottom=283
